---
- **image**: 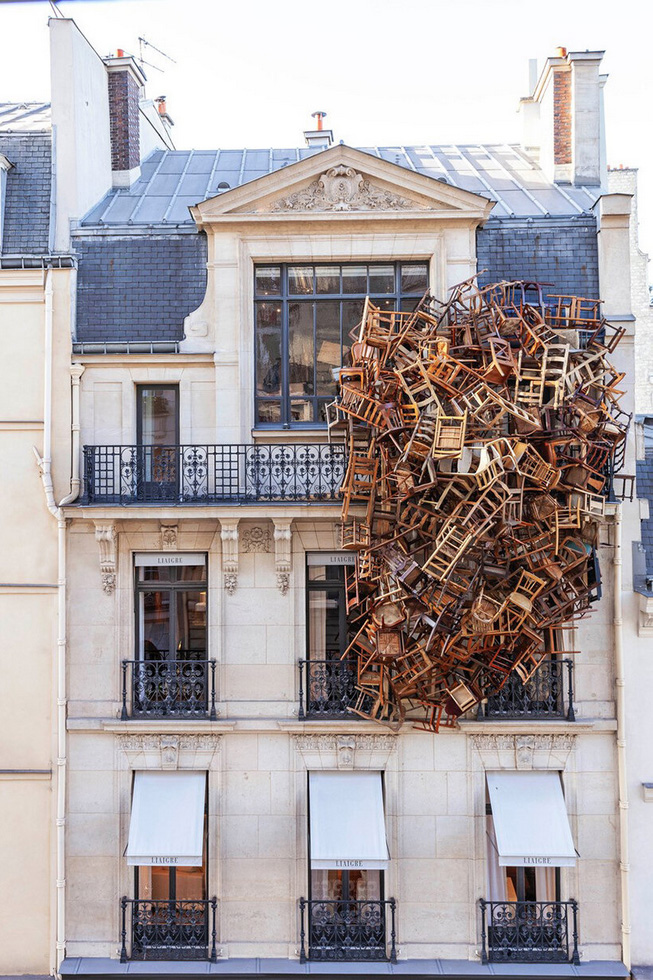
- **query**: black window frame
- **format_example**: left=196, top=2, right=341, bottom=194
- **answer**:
left=134, top=557, right=208, bottom=663
left=136, top=384, right=180, bottom=446
left=254, top=262, right=429, bottom=429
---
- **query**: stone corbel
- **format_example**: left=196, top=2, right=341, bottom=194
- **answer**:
left=638, top=593, right=653, bottom=636
left=220, top=519, right=240, bottom=595
left=273, top=519, right=292, bottom=595
left=160, top=523, right=178, bottom=551
left=94, top=522, right=117, bottom=595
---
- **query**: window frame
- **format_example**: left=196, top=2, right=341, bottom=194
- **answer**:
left=254, top=262, right=428, bottom=429
left=134, top=556, right=208, bottom=664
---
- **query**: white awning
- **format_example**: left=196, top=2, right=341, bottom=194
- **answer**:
left=126, top=771, right=206, bottom=867
left=487, top=770, right=577, bottom=868
left=309, top=771, right=389, bottom=870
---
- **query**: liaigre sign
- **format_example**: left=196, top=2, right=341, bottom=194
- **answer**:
left=134, top=553, right=205, bottom=567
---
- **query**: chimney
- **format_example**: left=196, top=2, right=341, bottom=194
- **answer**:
left=104, top=51, right=147, bottom=187
left=304, top=111, right=334, bottom=148
left=520, top=47, right=605, bottom=188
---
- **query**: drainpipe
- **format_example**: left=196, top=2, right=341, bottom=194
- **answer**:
left=32, top=270, right=69, bottom=974
left=613, top=503, right=631, bottom=970
left=58, top=363, right=85, bottom=507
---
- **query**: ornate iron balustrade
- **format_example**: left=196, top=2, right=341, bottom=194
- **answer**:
left=121, top=658, right=217, bottom=720
left=299, top=898, right=397, bottom=963
left=298, top=659, right=358, bottom=718
left=478, top=659, right=575, bottom=721
left=479, top=899, right=580, bottom=964
left=120, top=897, right=217, bottom=962
left=82, top=444, right=346, bottom=504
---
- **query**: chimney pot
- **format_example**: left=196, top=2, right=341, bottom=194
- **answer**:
left=555, top=46, right=567, bottom=58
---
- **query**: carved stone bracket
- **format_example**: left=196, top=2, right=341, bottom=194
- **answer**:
left=639, top=593, right=653, bottom=636
left=220, top=519, right=239, bottom=595
left=160, top=523, right=178, bottom=551
left=273, top=519, right=292, bottom=595
left=118, top=733, right=222, bottom=770
left=94, top=522, right=117, bottom=595
left=470, top=733, right=576, bottom=771
left=241, top=525, right=271, bottom=554
left=293, top=733, right=397, bottom=771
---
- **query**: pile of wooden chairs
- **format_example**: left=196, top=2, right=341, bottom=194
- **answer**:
left=332, top=278, right=629, bottom=731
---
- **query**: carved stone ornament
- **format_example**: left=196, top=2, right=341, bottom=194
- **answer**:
left=259, top=167, right=432, bottom=213
left=639, top=593, right=653, bottom=636
left=94, top=521, right=117, bottom=595
left=470, top=733, right=576, bottom=771
left=273, top=519, right=292, bottom=595
left=241, top=525, right=271, bottom=554
left=118, top=733, right=222, bottom=770
left=160, top=523, right=178, bottom=551
left=293, top=733, right=397, bottom=771
left=221, top=519, right=239, bottom=595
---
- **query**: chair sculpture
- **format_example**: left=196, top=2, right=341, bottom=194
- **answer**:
left=330, top=279, right=628, bottom=731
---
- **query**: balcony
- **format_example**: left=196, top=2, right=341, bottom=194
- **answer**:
left=477, top=659, right=575, bottom=721
left=298, top=659, right=357, bottom=719
left=479, top=899, right=580, bottom=964
left=81, top=444, right=346, bottom=505
left=120, top=897, right=218, bottom=962
left=299, top=898, right=397, bottom=962
left=121, top=658, right=217, bottom=720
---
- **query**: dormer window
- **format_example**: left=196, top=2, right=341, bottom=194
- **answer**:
left=254, top=262, right=428, bottom=427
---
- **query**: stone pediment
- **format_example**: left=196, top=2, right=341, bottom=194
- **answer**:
left=240, top=165, right=441, bottom=214
left=190, top=144, right=495, bottom=224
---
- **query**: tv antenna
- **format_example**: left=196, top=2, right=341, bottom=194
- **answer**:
left=137, top=37, right=177, bottom=74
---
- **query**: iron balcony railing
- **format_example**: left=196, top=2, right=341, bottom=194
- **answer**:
left=298, top=659, right=358, bottom=719
left=479, top=899, right=580, bottom=965
left=120, top=897, right=218, bottom=962
left=299, top=898, right=397, bottom=963
left=121, top=657, right=217, bottom=720
left=477, top=659, right=575, bottom=721
left=82, top=444, right=347, bottom=504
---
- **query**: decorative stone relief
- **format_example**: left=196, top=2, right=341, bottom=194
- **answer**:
left=273, top=519, right=292, bottom=595
left=160, top=523, right=178, bottom=551
left=220, top=519, right=239, bottom=595
left=470, top=733, right=575, bottom=771
left=94, top=522, right=117, bottom=595
left=118, top=733, right=222, bottom=770
left=293, top=733, right=397, bottom=771
left=639, top=593, right=653, bottom=636
left=241, top=525, right=271, bottom=554
left=255, top=167, right=434, bottom=213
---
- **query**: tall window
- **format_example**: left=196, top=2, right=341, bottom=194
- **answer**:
left=136, top=385, right=179, bottom=498
left=255, top=262, right=428, bottom=427
left=135, top=558, right=207, bottom=663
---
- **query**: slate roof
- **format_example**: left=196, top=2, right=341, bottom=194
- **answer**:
left=637, top=449, right=653, bottom=577
left=0, top=131, right=52, bottom=254
left=0, top=102, right=51, bottom=132
left=80, top=143, right=600, bottom=228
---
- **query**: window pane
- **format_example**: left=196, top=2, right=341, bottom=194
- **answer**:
left=401, top=262, right=429, bottom=294
left=175, top=591, right=207, bottom=654
left=315, top=265, right=340, bottom=294
left=290, top=399, right=314, bottom=423
left=342, top=299, right=365, bottom=341
left=256, top=303, right=282, bottom=396
left=255, top=266, right=281, bottom=296
left=308, top=588, right=342, bottom=659
left=139, top=387, right=178, bottom=446
left=342, top=265, right=367, bottom=293
left=310, top=869, right=381, bottom=901
left=176, top=865, right=206, bottom=901
left=308, top=565, right=328, bottom=582
left=288, top=265, right=314, bottom=294
left=138, top=866, right=171, bottom=900
left=176, top=564, right=207, bottom=583
left=316, top=300, right=341, bottom=396
left=369, top=264, right=395, bottom=294
left=289, top=302, right=314, bottom=396
left=141, top=590, right=171, bottom=659
left=257, top=400, right=282, bottom=424
left=139, top=566, right=173, bottom=583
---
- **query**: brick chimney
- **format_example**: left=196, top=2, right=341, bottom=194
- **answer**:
left=519, top=48, right=606, bottom=188
left=104, top=52, right=147, bottom=187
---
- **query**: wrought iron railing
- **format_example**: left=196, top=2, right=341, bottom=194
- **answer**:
left=82, top=444, right=346, bottom=504
left=479, top=899, right=580, bottom=964
left=120, top=897, right=217, bottom=962
left=121, top=658, right=217, bottom=720
left=299, top=898, right=397, bottom=962
left=298, top=659, right=358, bottom=718
left=478, top=659, right=575, bottom=721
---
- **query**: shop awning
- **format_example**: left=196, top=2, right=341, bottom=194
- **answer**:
left=126, top=771, right=205, bottom=867
left=309, top=771, right=389, bottom=870
left=487, top=770, right=577, bottom=868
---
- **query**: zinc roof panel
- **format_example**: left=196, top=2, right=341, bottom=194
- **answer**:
left=178, top=174, right=213, bottom=196
left=165, top=196, right=198, bottom=222
left=102, top=194, right=140, bottom=222
left=494, top=188, right=542, bottom=214
left=185, top=152, right=218, bottom=173
left=245, top=150, right=271, bottom=168
left=145, top=173, right=183, bottom=196
left=218, top=150, right=245, bottom=165
left=158, top=151, right=191, bottom=174
left=131, top=196, right=169, bottom=222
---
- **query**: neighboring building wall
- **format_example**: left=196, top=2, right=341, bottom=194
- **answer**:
left=74, top=233, right=207, bottom=342
left=476, top=216, right=600, bottom=297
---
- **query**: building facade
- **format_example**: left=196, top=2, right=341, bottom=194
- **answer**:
left=1, top=22, right=649, bottom=980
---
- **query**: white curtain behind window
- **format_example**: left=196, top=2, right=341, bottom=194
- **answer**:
left=486, top=816, right=508, bottom=902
